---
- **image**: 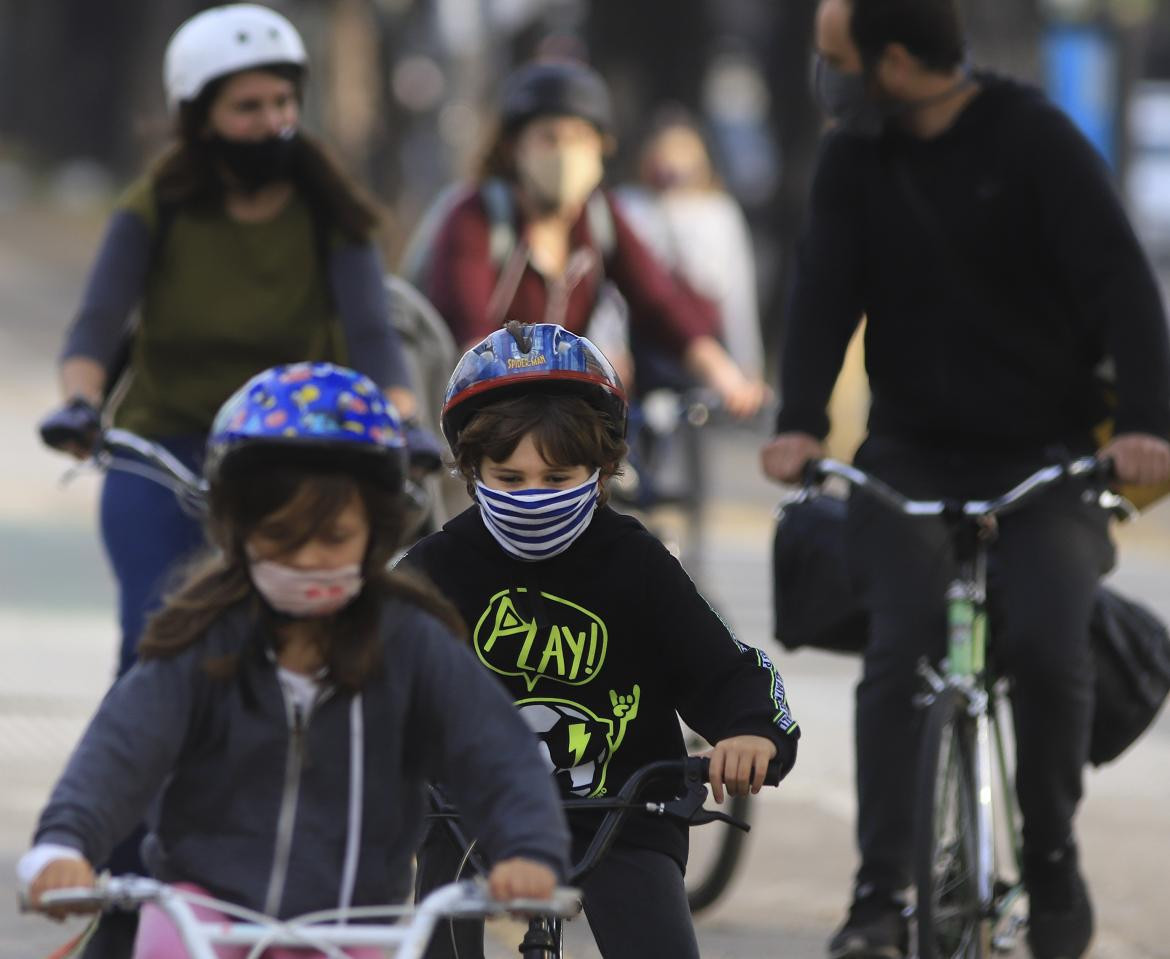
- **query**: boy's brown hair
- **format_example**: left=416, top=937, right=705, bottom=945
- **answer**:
left=453, top=393, right=627, bottom=504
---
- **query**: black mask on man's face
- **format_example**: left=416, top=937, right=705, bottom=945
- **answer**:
left=812, top=53, right=975, bottom=138
left=812, top=55, right=890, bottom=137
left=209, top=129, right=301, bottom=192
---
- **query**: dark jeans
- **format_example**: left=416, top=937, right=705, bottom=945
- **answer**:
left=845, top=438, right=1114, bottom=897
left=415, top=821, right=700, bottom=959
left=99, top=435, right=207, bottom=677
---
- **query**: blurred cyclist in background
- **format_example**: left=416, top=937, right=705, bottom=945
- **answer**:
left=615, top=108, right=766, bottom=390
left=419, top=59, right=765, bottom=419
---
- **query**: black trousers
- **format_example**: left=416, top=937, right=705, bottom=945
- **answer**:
left=845, top=438, right=1114, bottom=895
left=415, top=820, right=700, bottom=959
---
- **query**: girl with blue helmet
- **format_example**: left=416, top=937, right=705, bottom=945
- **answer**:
left=404, top=324, right=800, bottom=959
left=20, top=363, right=570, bottom=959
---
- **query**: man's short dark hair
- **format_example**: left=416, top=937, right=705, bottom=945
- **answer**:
left=848, top=0, right=966, bottom=72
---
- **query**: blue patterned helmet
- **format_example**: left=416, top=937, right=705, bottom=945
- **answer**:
left=206, top=362, right=406, bottom=490
left=440, top=322, right=627, bottom=449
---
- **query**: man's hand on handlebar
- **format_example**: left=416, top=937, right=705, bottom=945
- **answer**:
left=26, top=858, right=97, bottom=920
left=38, top=397, right=102, bottom=460
left=704, top=735, right=778, bottom=804
left=1100, top=433, right=1170, bottom=488
left=760, top=432, right=825, bottom=485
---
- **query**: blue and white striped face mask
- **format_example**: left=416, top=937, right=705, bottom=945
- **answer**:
left=475, top=470, right=601, bottom=562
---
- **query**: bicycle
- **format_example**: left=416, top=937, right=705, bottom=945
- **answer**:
left=800, top=457, right=1133, bottom=959
left=22, top=876, right=580, bottom=959
left=426, top=753, right=784, bottom=957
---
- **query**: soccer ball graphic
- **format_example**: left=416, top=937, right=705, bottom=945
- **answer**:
left=517, top=700, right=611, bottom=797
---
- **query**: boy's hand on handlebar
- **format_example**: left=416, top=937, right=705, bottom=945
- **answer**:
left=1100, top=433, right=1170, bottom=487
left=38, top=398, right=101, bottom=459
left=487, top=858, right=558, bottom=903
left=760, top=432, right=824, bottom=485
left=705, top=735, right=778, bottom=804
left=27, top=858, right=97, bottom=919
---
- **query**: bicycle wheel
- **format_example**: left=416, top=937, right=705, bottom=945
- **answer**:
left=915, top=686, right=988, bottom=959
left=685, top=792, right=752, bottom=914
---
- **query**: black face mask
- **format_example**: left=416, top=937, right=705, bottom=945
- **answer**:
left=209, top=129, right=301, bottom=192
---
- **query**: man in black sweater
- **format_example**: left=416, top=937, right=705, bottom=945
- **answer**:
left=761, top=1, right=1170, bottom=958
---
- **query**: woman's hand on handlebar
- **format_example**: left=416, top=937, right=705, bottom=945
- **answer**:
left=683, top=336, right=767, bottom=419
left=38, top=397, right=102, bottom=459
left=26, top=857, right=97, bottom=920
left=704, top=735, right=778, bottom=804
left=760, top=432, right=825, bottom=485
left=486, top=857, right=558, bottom=902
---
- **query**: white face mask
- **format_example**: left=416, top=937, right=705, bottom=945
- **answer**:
left=475, top=470, right=601, bottom=561
left=248, top=558, right=364, bottom=618
left=517, top=145, right=603, bottom=212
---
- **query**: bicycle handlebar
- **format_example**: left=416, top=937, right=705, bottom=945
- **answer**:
left=562, top=754, right=784, bottom=884
left=802, top=456, right=1133, bottom=521
left=25, top=877, right=580, bottom=959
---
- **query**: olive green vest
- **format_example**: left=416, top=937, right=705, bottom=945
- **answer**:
left=114, top=176, right=346, bottom=437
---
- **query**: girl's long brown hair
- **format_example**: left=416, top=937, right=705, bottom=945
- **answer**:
left=139, top=464, right=465, bottom=691
left=152, top=65, right=380, bottom=243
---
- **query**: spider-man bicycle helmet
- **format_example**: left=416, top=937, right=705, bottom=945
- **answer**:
left=206, top=362, right=407, bottom=491
left=440, top=322, right=628, bottom=449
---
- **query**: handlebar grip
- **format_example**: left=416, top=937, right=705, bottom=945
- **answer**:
left=689, top=755, right=787, bottom=787
left=800, top=458, right=825, bottom=488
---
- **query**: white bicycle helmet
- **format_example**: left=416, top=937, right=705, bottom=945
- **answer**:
left=163, top=4, right=307, bottom=112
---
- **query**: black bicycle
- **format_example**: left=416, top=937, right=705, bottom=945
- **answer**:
left=427, top=754, right=784, bottom=958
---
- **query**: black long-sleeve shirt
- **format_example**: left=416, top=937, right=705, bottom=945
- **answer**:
left=402, top=505, right=799, bottom=866
left=775, top=73, right=1170, bottom=450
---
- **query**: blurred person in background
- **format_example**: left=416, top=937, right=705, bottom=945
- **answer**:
left=36, top=7, right=419, bottom=954
left=421, top=59, right=765, bottom=419
left=615, top=109, right=766, bottom=390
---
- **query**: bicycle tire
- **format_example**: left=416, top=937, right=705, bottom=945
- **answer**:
left=914, top=686, right=989, bottom=959
left=685, top=792, right=752, bottom=914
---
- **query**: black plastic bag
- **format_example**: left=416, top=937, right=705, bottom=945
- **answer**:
left=772, top=494, right=1170, bottom=764
left=1087, top=586, right=1170, bottom=765
left=772, top=494, right=867, bottom=655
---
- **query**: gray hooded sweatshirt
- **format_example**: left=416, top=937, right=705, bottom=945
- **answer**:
left=33, top=597, right=570, bottom=918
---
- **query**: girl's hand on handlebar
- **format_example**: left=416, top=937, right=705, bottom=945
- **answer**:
left=27, top=858, right=97, bottom=920
left=487, top=858, right=558, bottom=902
left=705, top=735, right=778, bottom=803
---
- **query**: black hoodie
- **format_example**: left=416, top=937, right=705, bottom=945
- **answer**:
left=402, top=504, right=799, bottom=865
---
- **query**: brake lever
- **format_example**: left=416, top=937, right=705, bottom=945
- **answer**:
left=687, top=806, right=752, bottom=832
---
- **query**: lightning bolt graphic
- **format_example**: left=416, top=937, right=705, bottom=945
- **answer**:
left=567, top=722, right=592, bottom=766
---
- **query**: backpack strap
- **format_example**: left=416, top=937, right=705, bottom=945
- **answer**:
left=480, top=177, right=519, bottom=271
left=584, top=190, right=617, bottom=264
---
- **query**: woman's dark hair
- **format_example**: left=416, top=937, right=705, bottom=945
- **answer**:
left=476, top=119, right=519, bottom=183
left=152, top=64, right=380, bottom=243
left=453, top=393, right=627, bottom=504
left=139, top=465, right=465, bottom=690
left=848, top=0, right=966, bottom=73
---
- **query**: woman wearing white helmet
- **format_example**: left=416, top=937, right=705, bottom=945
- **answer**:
left=37, top=8, right=418, bottom=954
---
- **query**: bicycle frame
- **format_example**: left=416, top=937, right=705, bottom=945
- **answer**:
left=918, top=523, right=1021, bottom=939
